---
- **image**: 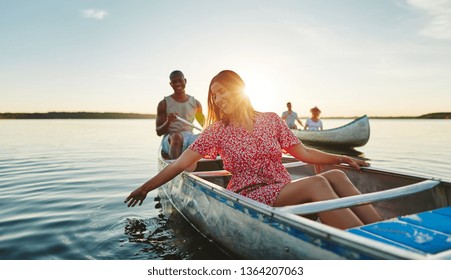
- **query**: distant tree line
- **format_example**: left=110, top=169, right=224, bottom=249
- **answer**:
left=0, top=111, right=449, bottom=119
left=368, top=112, right=450, bottom=119
left=0, top=112, right=156, bottom=119
left=417, top=112, right=450, bottom=119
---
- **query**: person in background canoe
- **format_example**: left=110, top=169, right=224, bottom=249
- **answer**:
left=304, top=106, right=323, bottom=130
left=126, top=70, right=382, bottom=230
left=281, top=102, right=304, bottom=129
left=156, top=70, right=205, bottom=159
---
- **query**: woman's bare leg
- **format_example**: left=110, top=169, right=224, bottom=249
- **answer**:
left=319, top=170, right=382, bottom=224
left=274, top=175, right=364, bottom=229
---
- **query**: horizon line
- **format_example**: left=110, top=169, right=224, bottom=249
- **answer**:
left=1, top=111, right=450, bottom=119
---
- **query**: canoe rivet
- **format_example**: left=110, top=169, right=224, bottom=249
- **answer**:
left=285, top=247, right=290, bottom=252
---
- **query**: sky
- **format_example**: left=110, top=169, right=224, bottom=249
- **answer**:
left=1, top=0, right=450, bottom=117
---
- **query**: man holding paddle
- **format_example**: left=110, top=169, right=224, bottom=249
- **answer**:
left=156, top=70, right=205, bottom=159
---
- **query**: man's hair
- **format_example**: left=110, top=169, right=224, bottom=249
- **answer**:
left=170, top=70, right=184, bottom=80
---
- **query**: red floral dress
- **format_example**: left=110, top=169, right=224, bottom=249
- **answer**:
left=190, top=112, right=300, bottom=206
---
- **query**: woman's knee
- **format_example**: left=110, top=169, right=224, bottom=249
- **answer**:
left=311, top=175, right=340, bottom=200
left=320, top=169, right=362, bottom=196
left=320, top=169, right=350, bottom=184
left=321, top=169, right=347, bottom=178
left=300, top=175, right=337, bottom=200
left=275, top=175, right=329, bottom=206
left=310, top=174, right=331, bottom=187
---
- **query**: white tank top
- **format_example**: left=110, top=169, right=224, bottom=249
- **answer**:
left=165, top=95, right=197, bottom=133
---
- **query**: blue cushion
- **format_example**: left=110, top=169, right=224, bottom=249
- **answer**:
left=433, top=206, right=451, bottom=218
left=347, top=228, right=423, bottom=253
left=399, top=209, right=451, bottom=234
left=348, top=207, right=451, bottom=254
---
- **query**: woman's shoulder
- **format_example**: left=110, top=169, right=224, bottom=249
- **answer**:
left=196, top=121, right=225, bottom=144
left=205, top=120, right=222, bottom=130
left=258, top=112, right=285, bottom=127
left=260, top=112, right=280, bottom=119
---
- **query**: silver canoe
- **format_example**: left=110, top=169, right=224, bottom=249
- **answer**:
left=292, top=115, right=370, bottom=147
left=158, top=152, right=451, bottom=259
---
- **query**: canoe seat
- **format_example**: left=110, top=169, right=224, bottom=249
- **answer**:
left=347, top=207, right=451, bottom=255
left=192, top=161, right=307, bottom=178
left=278, top=179, right=440, bottom=215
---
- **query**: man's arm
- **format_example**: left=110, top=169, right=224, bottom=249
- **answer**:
left=156, top=99, right=172, bottom=136
left=296, top=117, right=304, bottom=128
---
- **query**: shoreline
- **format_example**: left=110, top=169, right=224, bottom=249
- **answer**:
left=0, top=112, right=156, bottom=119
left=0, top=112, right=449, bottom=120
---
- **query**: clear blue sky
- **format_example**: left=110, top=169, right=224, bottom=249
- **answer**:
left=1, top=0, right=450, bottom=117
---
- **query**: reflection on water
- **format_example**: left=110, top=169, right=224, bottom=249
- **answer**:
left=124, top=197, right=231, bottom=260
left=124, top=217, right=184, bottom=259
left=305, top=143, right=366, bottom=159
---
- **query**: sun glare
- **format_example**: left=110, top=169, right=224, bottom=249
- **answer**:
left=241, top=71, right=279, bottom=112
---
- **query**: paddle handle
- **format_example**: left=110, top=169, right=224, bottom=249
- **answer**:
left=175, top=115, right=202, bottom=131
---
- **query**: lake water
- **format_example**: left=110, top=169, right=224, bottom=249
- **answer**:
left=0, top=118, right=449, bottom=260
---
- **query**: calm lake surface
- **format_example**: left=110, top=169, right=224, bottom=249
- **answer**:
left=0, top=119, right=449, bottom=260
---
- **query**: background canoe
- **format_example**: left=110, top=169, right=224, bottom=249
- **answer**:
left=292, top=115, right=370, bottom=147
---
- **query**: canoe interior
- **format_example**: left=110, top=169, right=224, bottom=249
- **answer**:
left=160, top=154, right=451, bottom=259
left=196, top=156, right=450, bottom=220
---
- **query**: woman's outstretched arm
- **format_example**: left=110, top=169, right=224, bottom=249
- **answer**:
left=124, top=148, right=203, bottom=207
left=285, top=143, right=369, bottom=170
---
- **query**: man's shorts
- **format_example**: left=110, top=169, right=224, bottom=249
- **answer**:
left=161, top=131, right=199, bottom=155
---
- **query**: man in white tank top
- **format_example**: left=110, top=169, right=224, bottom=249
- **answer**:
left=156, top=70, right=205, bottom=159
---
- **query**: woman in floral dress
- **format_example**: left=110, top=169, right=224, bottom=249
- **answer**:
left=125, top=70, right=382, bottom=229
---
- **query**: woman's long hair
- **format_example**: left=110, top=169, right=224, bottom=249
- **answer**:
left=206, top=70, right=257, bottom=127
